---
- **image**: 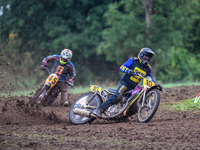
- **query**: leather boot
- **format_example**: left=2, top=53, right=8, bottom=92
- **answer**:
left=92, top=108, right=102, bottom=118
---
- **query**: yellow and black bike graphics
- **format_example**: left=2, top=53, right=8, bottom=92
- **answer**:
left=130, top=67, right=146, bottom=83
left=45, top=73, right=59, bottom=88
left=143, top=78, right=155, bottom=87
left=90, top=85, right=102, bottom=92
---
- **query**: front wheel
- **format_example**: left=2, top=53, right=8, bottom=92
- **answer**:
left=137, top=89, right=160, bottom=123
left=32, top=86, right=49, bottom=106
left=69, top=92, right=102, bottom=125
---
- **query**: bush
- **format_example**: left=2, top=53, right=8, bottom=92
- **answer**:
left=157, top=47, right=200, bottom=82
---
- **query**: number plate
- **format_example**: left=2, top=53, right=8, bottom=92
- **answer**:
left=90, top=85, right=102, bottom=92
left=143, top=78, right=155, bottom=87
left=45, top=73, right=59, bottom=88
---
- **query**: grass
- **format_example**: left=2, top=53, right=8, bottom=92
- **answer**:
left=68, top=86, right=90, bottom=94
left=68, top=84, right=117, bottom=94
left=0, top=84, right=117, bottom=97
left=162, top=81, right=200, bottom=88
left=0, top=81, right=200, bottom=97
left=169, top=98, right=200, bottom=111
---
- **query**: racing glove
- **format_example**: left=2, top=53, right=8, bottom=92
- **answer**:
left=66, top=79, right=74, bottom=86
left=40, top=65, right=46, bottom=70
left=40, top=63, right=47, bottom=70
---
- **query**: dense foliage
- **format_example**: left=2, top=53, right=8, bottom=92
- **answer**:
left=0, top=0, right=200, bottom=88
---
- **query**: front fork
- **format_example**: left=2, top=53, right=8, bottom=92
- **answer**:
left=140, top=90, right=147, bottom=107
left=85, top=92, right=97, bottom=105
left=40, top=85, right=51, bottom=101
left=83, top=92, right=100, bottom=109
left=140, top=90, right=153, bottom=109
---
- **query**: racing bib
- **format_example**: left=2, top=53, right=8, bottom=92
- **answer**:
left=90, top=85, right=102, bottom=92
left=143, top=78, right=155, bottom=87
left=130, top=67, right=146, bottom=83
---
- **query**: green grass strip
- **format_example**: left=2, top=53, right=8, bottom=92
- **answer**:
left=169, top=98, right=200, bottom=111
left=1, top=81, right=200, bottom=97
left=162, top=82, right=200, bottom=88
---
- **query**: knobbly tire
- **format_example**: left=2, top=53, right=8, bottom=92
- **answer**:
left=42, top=89, right=58, bottom=106
left=137, top=89, right=160, bottom=123
left=69, top=92, right=102, bottom=125
left=32, top=86, right=49, bottom=106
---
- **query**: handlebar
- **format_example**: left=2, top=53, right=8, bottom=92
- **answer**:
left=66, top=81, right=74, bottom=86
left=44, top=67, right=51, bottom=75
left=135, top=72, right=165, bottom=93
left=135, top=73, right=144, bottom=79
left=44, top=67, right=73, bottom=86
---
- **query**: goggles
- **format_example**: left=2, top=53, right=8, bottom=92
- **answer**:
left=143, top=55, right=151, bottom=61
left=61, top=57, right=70, bottom=62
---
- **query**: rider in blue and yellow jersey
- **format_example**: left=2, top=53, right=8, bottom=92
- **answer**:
left=92, top=48, right=156, bottom=117
left=35, top=49, right=76, bottom=107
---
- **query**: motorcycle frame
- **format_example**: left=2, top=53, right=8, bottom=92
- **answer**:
left=38, top=68, right=60, bottom=101
left=88, top=85, right=162, bottom=119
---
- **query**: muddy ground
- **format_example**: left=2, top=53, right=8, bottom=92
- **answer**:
left=0, top=85, right=200, bottom=150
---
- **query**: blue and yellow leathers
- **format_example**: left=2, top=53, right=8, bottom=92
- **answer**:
left=99, top=57, right=155, bottom=111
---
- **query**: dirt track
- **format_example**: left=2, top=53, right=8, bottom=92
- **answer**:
left=0, top=85, right=200, bottom=150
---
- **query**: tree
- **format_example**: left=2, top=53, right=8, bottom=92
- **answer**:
left=0, top=0, right=120, bottom=86
left=98, top=0, right=200, bottom=82
left=141, top=0, right=153, bottom=41
left=185, top=0, right=200, bottom=53
left=1, top=0, right=200, bottom=86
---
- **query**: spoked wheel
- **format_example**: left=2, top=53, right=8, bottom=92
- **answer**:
left=104, top=99, right=128, bottom=119
left=33, top=86, right=49, bottom=106
left=137, top=89, right=160, bottom=123
left=69, top=92, right=102, bottom=125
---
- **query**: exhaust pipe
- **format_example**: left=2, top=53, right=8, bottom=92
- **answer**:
left=73, top=108, right=108, bottom=118
left=73, top=108, right=92, bottom=118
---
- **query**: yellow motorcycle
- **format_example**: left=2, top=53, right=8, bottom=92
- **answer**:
left=33, top=68, right=72, bottom=106
left=69, top=73, right=165, bottom=124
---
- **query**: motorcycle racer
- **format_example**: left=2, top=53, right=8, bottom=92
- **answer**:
left=92, top=48, right=156, bottom=117
left=36, top=49, right=76, bottom=107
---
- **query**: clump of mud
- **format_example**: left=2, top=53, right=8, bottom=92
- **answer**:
left=0, top=97, right=62, bottom=125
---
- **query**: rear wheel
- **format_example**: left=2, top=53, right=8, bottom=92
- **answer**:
left=69, top=92, right=102, bottom=125
left=137, top=89, right=160, bottom=123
